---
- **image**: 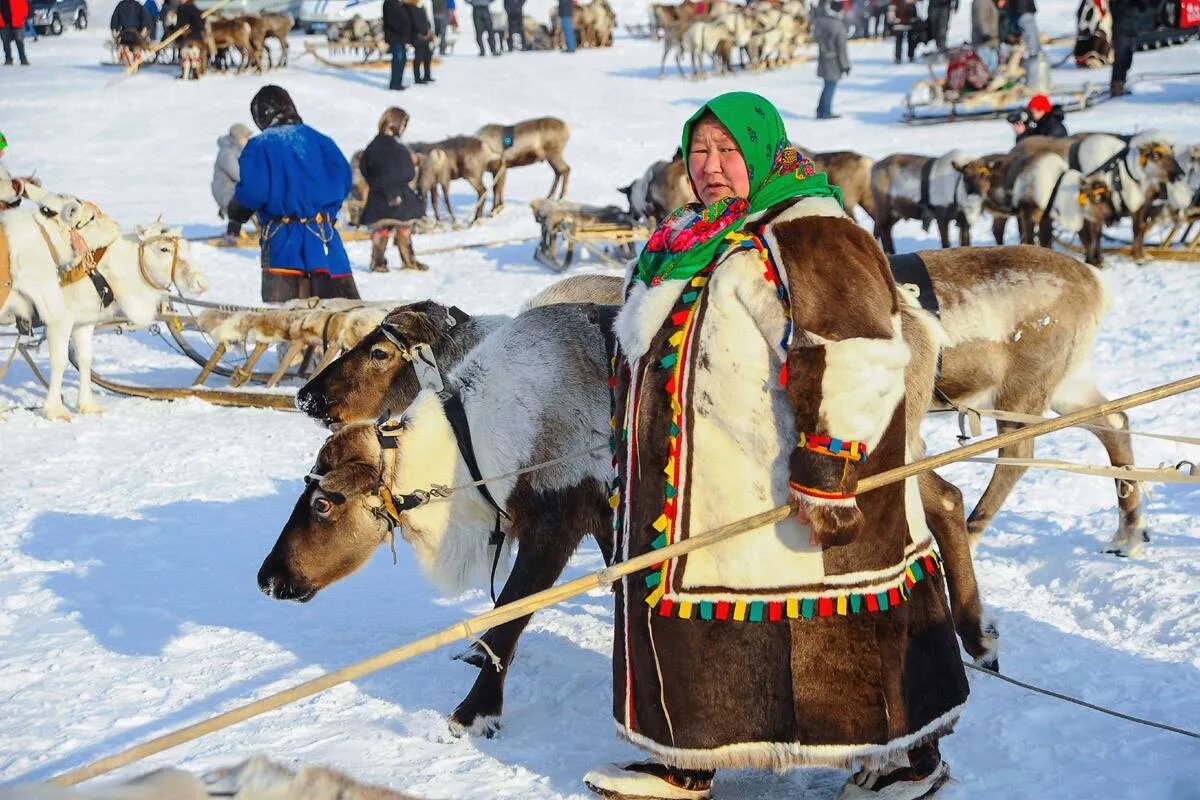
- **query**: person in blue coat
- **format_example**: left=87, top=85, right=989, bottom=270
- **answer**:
left=228, top=85, right=360, bottom=302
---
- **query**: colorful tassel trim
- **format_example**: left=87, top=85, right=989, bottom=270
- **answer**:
left=647, top=551, right=945, bottom=622
left=789, top=481, right=857, bottom=504
left=798, top=433, right=869, bottom=462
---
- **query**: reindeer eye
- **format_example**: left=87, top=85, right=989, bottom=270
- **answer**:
left=313, top=496, right=334, bottom=515
left=370, top=347, right=391, bottom=361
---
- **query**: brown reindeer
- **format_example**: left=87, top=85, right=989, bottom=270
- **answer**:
left=475, top=117, right=571, bottom=212
left=411, top=137, right=502, bottom=226
left=205, top=17, right=255, bottom=73
left=798, top=146, right=876, bottom=221
left=260, top=11, right=294, bottom=67
left=619, top=150, right=694, bottom=225
left=870, top=150, right=994, bottom=253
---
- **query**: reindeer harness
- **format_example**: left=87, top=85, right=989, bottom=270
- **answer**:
left=33, top=210, right=117, bottom=309
left=918, top=157, right=964, bottom=228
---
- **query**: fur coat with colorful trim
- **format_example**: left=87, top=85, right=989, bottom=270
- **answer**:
left=608, top=195, right=969, bottom=771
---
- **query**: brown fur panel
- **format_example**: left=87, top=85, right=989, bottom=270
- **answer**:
left=773, top=215, right=899, bottom=342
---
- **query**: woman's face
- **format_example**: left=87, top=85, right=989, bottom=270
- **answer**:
left=687, top=117, right=750, bottom=206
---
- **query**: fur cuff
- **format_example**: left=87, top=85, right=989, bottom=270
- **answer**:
left=789, top=445, right=861, bottom=501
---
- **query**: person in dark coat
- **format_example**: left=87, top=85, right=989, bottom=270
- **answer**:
left=110, top=0, right=153, bottom=45
left=383, top=0, right=412, bottom=90
left=466, top=0, right=499, bottom=55
left=1005, top=0, right=1038, bottom=72
left=360, top=107, right=428, bottom=272
left=1012, top=93, right=1068, bottom=141
left=227, top=86, right=359, bottom=302
left=889, top=0, right=918, bottom=62
left=558, top=0, right=575, bottom=51
left=1110, top=0, right=1155, bottom=96
left=504, top=0, right=524, bottom=50
left=927, top=0, right=956, bottom=51
left=814, top=0, right=850, bottom=119
left=172, top=0, right=202, bottom=39
left=405, top=0, right=434, bottom=83
left=0, top=0, right=30, bottom=66
left=431, top=0, right=452, bottom=53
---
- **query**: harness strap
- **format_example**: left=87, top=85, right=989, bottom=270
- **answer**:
left=35, top=218, right=68, bottom=268
left=1068, top=140, right=1083, bottom=172
left=887, top=252, right=940, bottom=318
left=501, top=125, right=516, bottom=151
left=1046, top=168, right=1069, bottom=216
left=919, top=157, right=935, bottom=210
left=89, top=269, right=116, bottom=308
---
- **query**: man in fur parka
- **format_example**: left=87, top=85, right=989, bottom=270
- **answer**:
left=585, top=92, right=971, bottom=800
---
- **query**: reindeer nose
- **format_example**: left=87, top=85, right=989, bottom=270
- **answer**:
left=257, top=563, right=314, bottom=602
left=295, top=386, right=327, bottom=417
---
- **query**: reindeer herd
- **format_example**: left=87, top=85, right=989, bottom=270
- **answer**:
left=624, top=130, right=1200, bottom=266
left=652, top=0, right=812, bottom=78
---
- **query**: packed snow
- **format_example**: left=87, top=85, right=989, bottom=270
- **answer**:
left=1, top=2, right=1198, bottom=798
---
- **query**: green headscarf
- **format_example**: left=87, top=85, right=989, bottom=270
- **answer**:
left=634, top=92, right=842, bottom=288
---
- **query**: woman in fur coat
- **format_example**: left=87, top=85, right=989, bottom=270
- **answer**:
left=585, top=92, right=970, bottom=800
left=359, top=107, right=427, bottom=272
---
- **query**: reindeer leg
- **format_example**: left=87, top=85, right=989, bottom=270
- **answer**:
left=1037, top=212, right=1054, bottom=247
left=42, top=317, right=73, bottom=421
left=1017, top=207, right=1036, bottom=244
left=991, top=214, right=1008, bottom=245
left=965, top=415, right=1038, bottom=548
left=1081, top=220, right=1103, bottom=266
left=440, top=182, right=457, bottom=226
left=957, top=211, right=971, bottom=247
left=449, top=483, right=592, bottom=737
left=73, top=324, right=103, bottom=415
left=1051, top=380, right=1147, bottom=557
left=877, top=215, right=896, bottom=255
left=547, top=154, right=570, bottom=200
left=490, top=165, right=507, bottom=217
left=936, top=216, right=952, bottom=248
left=919, top=471, right=998, bottom=670
left=467, top=175, right=488, bottom=224
left=1130, top=204, right=1149, bottom=261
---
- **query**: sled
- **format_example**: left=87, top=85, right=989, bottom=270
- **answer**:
left=303, top=40, right=445, bottom=70
left=902, top=80, right=1112, bottom=125
left=530, top=199, right=649, bottom=272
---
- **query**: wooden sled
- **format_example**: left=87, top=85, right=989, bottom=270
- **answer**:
left=531, top=199, right=649, bottom=272
left=303, top=40, right=444, bottom=70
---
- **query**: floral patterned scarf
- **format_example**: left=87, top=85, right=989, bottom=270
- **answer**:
left=635, top=92, right=843, bottom=288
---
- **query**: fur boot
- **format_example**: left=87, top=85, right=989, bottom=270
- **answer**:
left=583, top=763, right=713, bottom=800
left=395, top=229, right=429, bottom=271
left=369, top=230, right=390, bottom=273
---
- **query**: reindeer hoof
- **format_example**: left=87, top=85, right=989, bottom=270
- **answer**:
left=78, top=401, right=105, bottom=415
left=43, top=405, right=72, bottom=422
left=1104, top=528, right=1150, bottom=559
left=448, top=709, right=502, bottom=739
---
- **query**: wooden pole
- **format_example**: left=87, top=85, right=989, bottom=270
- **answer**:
left=45, top=372, right=1200, bottom=788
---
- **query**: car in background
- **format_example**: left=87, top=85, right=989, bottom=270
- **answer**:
left=30, top=0, right=88, bottom=35
left=297, top=0, right=382, bottom=34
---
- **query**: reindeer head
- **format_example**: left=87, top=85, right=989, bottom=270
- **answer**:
left=1128, top=133, right=1182, bottom=185
left=1077, top=176, right=1118, bottom=227
left=258, top=423, right=391, bottom=602
left=953, top=158, right=993, bottom=223
left=134, top=222, right=209, bottom=295
left=296, top=300, right=464, bottom=429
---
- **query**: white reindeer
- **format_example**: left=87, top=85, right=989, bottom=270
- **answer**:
left=1, top=214, right=207, bottom=419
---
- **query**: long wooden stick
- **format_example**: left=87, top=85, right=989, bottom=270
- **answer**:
left=46, top=372, right=1200, bottom=788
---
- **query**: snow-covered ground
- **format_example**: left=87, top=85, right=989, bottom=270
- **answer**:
left=1, top=2, right=1199, bottom=797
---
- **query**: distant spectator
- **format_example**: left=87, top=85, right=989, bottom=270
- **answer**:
left=1011, top=93, right=1068, bottom=141
left=1006, top=0, right=1038, bottom=72
left=212, top=122, right=253, bottom=245
left=0, top=0, right=31, bottom=66
left=1109, top=0, right=1155, bottom=96
left=971, top=0, right=999, bottom=69
left=558, top=0, right=575, bottom=52
left=889, top=0, right=918, bottom=62
left=228, top=86, right=359, bottom=302
left=405, top=0, right=434, bottom=83
left=432, top=0, right=452, bottom=53
left=22, top=5, right=34, bottom=40
left=849, top=0, right=869, bottom=38
left=382, top=0, right=411, bottom=90
left=868, top=0, right=888, bottom=37
left=927, top=0, right=956, bottom=51
left=814, top=0, right=850, bottom=119
left=467, top=0, right=500, bottom=55
left=110, top=0, right=153, bottom=46
left=158, top=0, right=178, bottom=38
left=360, top=107, right=427, bottom=272
left=504, top=0, right=524, bottom=50
left=144, top=0, right=160, bottom=38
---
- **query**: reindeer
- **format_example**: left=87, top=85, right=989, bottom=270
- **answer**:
left=1006, top=151, right=1118, bottom=246
left=260, top=11, right=294, bottom=67
left=411, top=137, right=501, bottom=226
left=797, top=146, right=876, bottom=221
left=870, top=150, right=994, bottom=253
left=650, top=1, right=696, bottom=39
left=475, top=117, right=571, bottom=211
left=1012, top=131, right=1185, bottom=264
left=205, top=17, right=255, bottom=73
left=619, top=150, right=694, bottom=225
left=2, top=212, right=206, bottom=419
left=296, top=276, right=624, bottom=429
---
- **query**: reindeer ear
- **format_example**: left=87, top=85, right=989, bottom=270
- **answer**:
left=618, top=184, right=633, bottom=197
left=135, top=224, right=149, bottom=239
left=318, top=459, right=378, bottom=500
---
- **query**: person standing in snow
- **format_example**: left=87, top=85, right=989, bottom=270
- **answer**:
left=227, top=86, right=359, bottom=303
left=814, top=0, right=850, bottom=119
left=558, top=0, right=575, bottom=51
left=212, top=122, right=253, bottom=245
left=971, top=0, right=999, bottom=70
left=926, top=0, right=955, bottom=51
left=405, top=0, right=434, bottom=83
left=110, top=0, right=153, bottom=48
left=383, top=0, right=412, bottom=90
left=360, top=107, right=427, bottom=273
left=889, top=0, right=918, bottom=62
left=585, top=90, right=972, bottom=800
left=0, top=0, right=31, bottom=66
left=1109, top=0, right=1155, bottom=96
left=504, top=0, right=525, bottom=50
left=432, top=0, right=453, bottom=54
left=467, top=0, right=499, bottom=55
left=1005, top=0, right=1038, bottom=72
